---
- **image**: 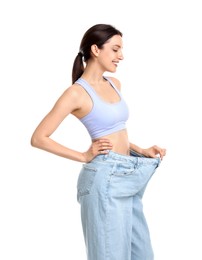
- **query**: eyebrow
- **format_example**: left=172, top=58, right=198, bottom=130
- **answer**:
left=113, top=44, right=122, bottom=48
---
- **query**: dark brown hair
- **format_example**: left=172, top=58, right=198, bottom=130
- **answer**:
left=72, top=24, right=122, bottom=84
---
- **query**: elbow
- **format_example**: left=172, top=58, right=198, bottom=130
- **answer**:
left=30, top=132, right=49, bottom=150
left=30, top=133, right=41, bottom=148
left=30, top=134, right=37, bottom=147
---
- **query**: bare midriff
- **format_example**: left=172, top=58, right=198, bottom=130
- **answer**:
left=94, top=129, right=130, bottom=156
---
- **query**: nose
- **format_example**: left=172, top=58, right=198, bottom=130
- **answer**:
left=118, top=50, right=124, bottom=60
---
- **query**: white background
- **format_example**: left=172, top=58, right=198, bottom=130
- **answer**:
left=0, top=0, right=201, bottom=259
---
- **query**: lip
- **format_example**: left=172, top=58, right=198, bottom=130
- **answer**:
left=113, top=61, right=119, bottom=67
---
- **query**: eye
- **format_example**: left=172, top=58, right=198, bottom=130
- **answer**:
left=113, top=49, right=118, bottom=52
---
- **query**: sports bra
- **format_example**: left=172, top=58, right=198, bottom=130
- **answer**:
left=75, top=76, right=129, bottom=139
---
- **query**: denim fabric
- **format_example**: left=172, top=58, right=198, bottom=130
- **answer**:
left=77, top=151, right=161, bottom=260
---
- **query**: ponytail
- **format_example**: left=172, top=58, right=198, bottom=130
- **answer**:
left=72, top=52, right=84, bottom=84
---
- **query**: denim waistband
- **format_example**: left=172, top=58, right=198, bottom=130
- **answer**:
left=93, top=151, right=161, bottom=166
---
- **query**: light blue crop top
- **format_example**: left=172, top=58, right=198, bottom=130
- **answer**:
left=75, top=76, right=129, bottom=139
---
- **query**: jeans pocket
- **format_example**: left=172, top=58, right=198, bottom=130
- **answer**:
left=112, top=163, right=135, bottom=176
left=77, top=164, right=97, bottom=198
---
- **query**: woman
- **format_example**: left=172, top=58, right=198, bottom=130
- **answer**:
left=31, top=24, right=166, bottom=260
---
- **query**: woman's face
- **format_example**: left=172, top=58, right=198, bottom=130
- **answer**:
left=98, top=35, right=124, bottom=73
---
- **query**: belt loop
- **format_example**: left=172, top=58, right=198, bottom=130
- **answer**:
left=137, top=157, right=139, bottom=167
left=103, top=153, right=108, bottom=161
left=136, top=157, right=142, bottom=168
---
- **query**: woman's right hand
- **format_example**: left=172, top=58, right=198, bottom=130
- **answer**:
left=82, top=139, right=113, bottom=162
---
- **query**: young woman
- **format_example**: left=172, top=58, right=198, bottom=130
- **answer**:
left=31, top=24, right=166, bottom=260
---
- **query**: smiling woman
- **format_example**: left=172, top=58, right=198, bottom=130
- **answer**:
left=30, top=24, right=166, bottom=260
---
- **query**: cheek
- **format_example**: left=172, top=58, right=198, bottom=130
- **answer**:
left=101, top=50, right=113, bottom=59
left=99, top=54, right=110, bottom=66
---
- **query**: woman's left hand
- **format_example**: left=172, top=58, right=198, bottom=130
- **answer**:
left=142, top=145, right=166, bottom=160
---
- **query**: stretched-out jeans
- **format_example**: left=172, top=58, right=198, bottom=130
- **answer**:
left=77, top=150, right=161, bottom=260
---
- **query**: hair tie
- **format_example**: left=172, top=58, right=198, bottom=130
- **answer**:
left=78, top=52, right=83, bottom=57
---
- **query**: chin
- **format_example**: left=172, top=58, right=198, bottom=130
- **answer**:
left=108, top=67, right=117, bottom=73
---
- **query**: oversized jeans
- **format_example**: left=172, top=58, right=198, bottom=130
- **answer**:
left=77, top=150, right=161, bottom=260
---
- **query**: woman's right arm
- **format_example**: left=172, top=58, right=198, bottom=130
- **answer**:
left=31, top=85, right=112, bottom=162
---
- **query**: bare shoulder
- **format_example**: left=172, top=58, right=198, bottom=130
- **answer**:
left=53, top=82, right=87, bottom=113
left=107, top=76, right=122, bottom=91
left=63, top=83, right=85, bottom=98
left=62, top=82, right=88, bottom=103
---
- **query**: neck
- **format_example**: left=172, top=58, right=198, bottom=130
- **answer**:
left=81, top=62, right=106, bottom=84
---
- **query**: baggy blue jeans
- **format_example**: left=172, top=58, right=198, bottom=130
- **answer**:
left=77, top=150, right=161, bottom=260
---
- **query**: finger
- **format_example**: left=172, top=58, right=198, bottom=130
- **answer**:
left=160, top=149, right=166, bottom=159
left=97, top=149, right=109, bottom=155
left=97, top=141, right=112, bottom=149
left=96, top=139, right=112, bottom=145
left=98, top=144, right=113, bottom=151
left=161, top=148, right=166, bottom=155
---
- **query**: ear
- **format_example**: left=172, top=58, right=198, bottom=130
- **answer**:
left=91, top=44, right=100, bottom=57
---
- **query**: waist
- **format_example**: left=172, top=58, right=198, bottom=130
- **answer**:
left=93, top=129, right=130, bottom=155
left=93, top=150, right=161, bottom=166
